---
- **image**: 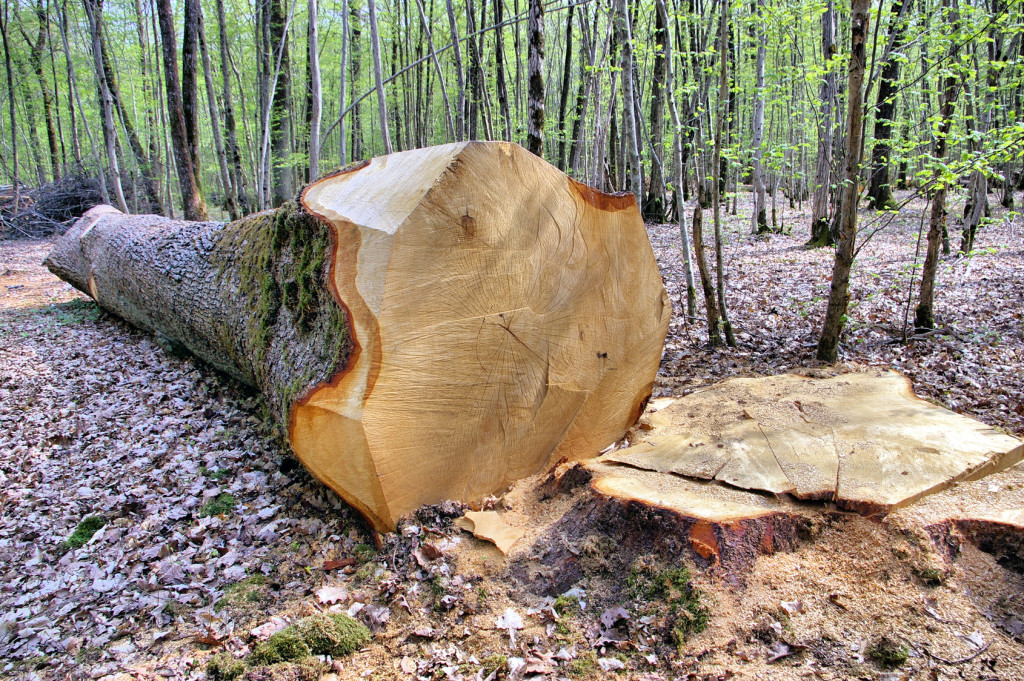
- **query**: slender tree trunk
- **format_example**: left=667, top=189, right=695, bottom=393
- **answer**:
left=750, top=0, right=768, bottom=233
left=367, top=0, right=393, bottom=153
left=915, top=0, right=960, bottom=331
left=0, top=3, right=19, bottom=205
left=555, top=1, right=575, bottom=170
left=308, top=0, right=322, bottom=179
left=196, top=4, right=238, bottom=218
left=98, top=14, right=162, bottom=212
left=642, top=0, right=668, bottom=222
left=816, top=0, right=869, bottom=362
left=83, top=0, right=128, bottom=213
left=961, top=0, right=1003, bottom=253
left=712, top=0, right=735, bottom=346
left=25, top=0, right=61, bottom=181
left=657, top=0, right=696, bottom=318
left=414, top=0, right=455, bottom=139
left=493, top=0, right=512, bottom=140
left=866, top=0, right=908, bottom=210
left=268, top=0, right=294, bottom=206
left=215, top=0, right=246, bottom=213
left=182, top=0, right=203, bottom=193
left=526, top=0, right=544, bottom=157
left=465, top=0, right=480, bottom=140
left=59, top=1, right=82, bottom=166
left=808, top=0, right=838, bottom=247
left=132, top=0, right=164, bottom=213
left=615, top=0, right=642, bottom=204
left=156, top=0, right=206, bottom=219
left=692, top=202, right=723, bottom=345
left=444, top=0, right=466, bottom=140
left=339, top=0, right=349, bottom=163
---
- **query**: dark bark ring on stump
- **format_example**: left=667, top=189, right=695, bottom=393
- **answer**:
left=46, top=141, right=671, bottom=532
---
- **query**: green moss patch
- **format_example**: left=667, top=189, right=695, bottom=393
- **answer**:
left=247, top=613, right=370, bottom=669
left=293, top=612, right=371, bottom=656
left=63, top=516, right=105, bottom=550
left=628, top=562, right=710, bottom=643
left=868, top=636, right=909, bottom=669
left=198, top=493, right=237, bottom=518
left=206, top=652, right=246, bottom=681
left=212, top=201, right=351, bottom=429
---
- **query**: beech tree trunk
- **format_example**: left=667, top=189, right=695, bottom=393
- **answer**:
left=750, top=0, right=768, bottom=234
left=526, top=0, right=545, bottom=157
left=45, top=142, right=670, bottom=534
left=808, top=0, right=838, bottom=247
left=83, top=0, right=128, bottom=213
left=156, top=0, right=207, bottom=220
left=916, top=0, right=961, bottom=332
left=816, top=0, right=869, bottom=363
left=866, top=0, right=908, bottom=211
left=368, top=0, right=393, bottom=154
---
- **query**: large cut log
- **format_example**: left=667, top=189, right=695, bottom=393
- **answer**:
left=45, top=141, right=671, bottom=532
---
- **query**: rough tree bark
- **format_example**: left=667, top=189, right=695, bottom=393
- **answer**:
left=82, top=0, right=128, bottom=213
left=750, top=0, right=768, bottom=233
left=808, top=0, right=838, bottom=247
left=866, top=0, right=909, bottom=211
left=368, top=0, right=393, bottom=154
left=915, top=0, right=961, bottom=332
left=526, top=0, right=545, bottom=157
left=156, top=0, right=207, bottom=219
left=816, top=0, right=869, bottom=363
left=46, top=142, right=670, bottom=533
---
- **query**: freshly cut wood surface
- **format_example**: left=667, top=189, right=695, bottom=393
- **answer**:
left=603, top=370, right=1023, bottom=515
left=46, top=141, right=670, bottom=533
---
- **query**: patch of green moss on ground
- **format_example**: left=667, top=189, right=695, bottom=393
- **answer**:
left=566, top=650, right=598, bottom=677
left=248, top=613, right=369, bottom=668
left=868, top=636, right=909, bottom=669
left=250, top=629, right=311, bottom=665
left=206, top=652, right=245, bottom=681
left=217, top=575, right=269, bottom=609
left=628, top=562, right=709, bottom=643
left=198, top=493, right=237, bottom=518
left=293, top=612, right=371, bottom=656
left=63, top=516, right=105, bottom=550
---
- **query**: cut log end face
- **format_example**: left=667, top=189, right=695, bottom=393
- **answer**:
left=597, top=370, right=1024, bottom=520
left=46, top=142, right=671, bottom=535
left=292, top=142, right=670, bottom=531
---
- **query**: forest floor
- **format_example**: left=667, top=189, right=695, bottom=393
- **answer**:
left=1, top=190, right=1023, bottom=681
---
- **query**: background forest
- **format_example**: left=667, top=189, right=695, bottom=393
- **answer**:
left=1, top=0, right=1021, bottom=222
left=0, top=0, right=1023, bottom=354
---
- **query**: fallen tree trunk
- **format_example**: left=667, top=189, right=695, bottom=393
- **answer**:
left=45, top=141, right=671, bottom=532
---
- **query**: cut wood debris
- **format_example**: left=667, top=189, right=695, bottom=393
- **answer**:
left=601, top=370, right=1023, bottom=516
left=454, top=510, right=525, bottom=555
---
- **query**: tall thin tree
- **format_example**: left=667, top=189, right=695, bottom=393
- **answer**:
left=816, top=0, right=870, bottom=362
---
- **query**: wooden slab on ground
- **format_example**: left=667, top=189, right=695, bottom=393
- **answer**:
left=603, top=370, right=1023, bottom=516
